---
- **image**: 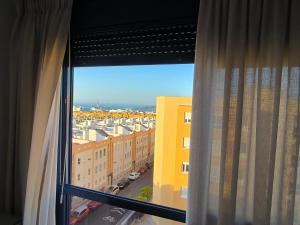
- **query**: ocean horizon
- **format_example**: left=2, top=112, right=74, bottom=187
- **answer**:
left=74, top=103, right=156, bottom=112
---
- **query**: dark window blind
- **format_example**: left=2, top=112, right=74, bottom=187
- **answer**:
left=71, top=23, right=197, bottom=67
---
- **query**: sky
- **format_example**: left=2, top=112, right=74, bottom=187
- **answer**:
left=74, top=64, right=194, bottom=106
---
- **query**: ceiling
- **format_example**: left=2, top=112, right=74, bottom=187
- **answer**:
left=71, top=0, right=199, bottom=33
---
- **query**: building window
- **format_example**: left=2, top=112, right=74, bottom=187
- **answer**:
left=184, top=112, right=192, bottom=123
left=103, top=149, right=106, bottom=156
left=77, top=174, right=80, bottom=181
left=77, top=158, right=81, bottom=165
left=182, top=162, right=189, bottom=173
left=100, top=150, right=102, bottom=158
left=183, top=137, right=190, bottom=149
left=180, top=187, right=188, bottom=199
left=95, top=166, right=98, bottom=173
left=95, top=152, right=98, bottom=159
left=88, top=169, right=91, bottom=175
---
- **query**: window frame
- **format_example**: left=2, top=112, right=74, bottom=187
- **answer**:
left=56, top=42, right=187, bottom=225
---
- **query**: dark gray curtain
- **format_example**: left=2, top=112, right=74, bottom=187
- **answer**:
left=0, top=1, right=72, bottom=221
left=0, top=0, right=31, bottom=217
left=188, top=0, right=300, bottom=225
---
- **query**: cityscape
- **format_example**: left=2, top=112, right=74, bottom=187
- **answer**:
left=70, top=64, right=194, bottom=225
left=71, top=98, right=192, bottom=225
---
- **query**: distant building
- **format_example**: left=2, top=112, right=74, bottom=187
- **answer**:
left=73, top=105, right=81, bottom=112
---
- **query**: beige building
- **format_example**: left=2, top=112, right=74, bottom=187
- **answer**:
left=72, top=140, right=109, bottom=191
left=135, top=131, right=151, bottom=169
left=72, top=128, right=155, bottom=207
left=112, top=135, right=134, bottom=184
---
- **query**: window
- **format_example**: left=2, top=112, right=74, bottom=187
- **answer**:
left=180, top=187, right=188, bottom=199
left=183, top=137, right=190, bottom=149
left=182, top=162, right=189, bottom=173
left=184, top=112, right=192, bottom=123
left=71, top=65, right=193, bottom=211
left=77, top=174, right=80, bottom=181
left=58, top=21, right=196, bottom=225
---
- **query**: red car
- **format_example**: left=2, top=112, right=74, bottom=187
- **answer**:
left=87, top=201, right=102, bottom=210
left=70, top=205, right=90, bottom=225
left=138, top=166, right=147, bottom=174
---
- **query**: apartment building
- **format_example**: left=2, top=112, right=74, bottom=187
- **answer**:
left=112, top=134, right=134, bottom=184
left=72, top=140, right=110, bottom=191
left=72, top=128, right=155, bottom=196
left=153, top=97, right=192, bottom=213
left=135, top=131, right=151, bottom=169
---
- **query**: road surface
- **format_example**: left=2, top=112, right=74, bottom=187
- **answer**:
left=76, top=169, right=153, bottom=225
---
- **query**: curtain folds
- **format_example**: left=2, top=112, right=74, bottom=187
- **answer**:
left=187, top=0, right=300, bottom=225
left=7, top=0, right=72, bottom=224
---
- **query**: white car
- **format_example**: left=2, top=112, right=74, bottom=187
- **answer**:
left=106, top=185, right=120, bottom=195
left=128, top=172, right=140, bottom=181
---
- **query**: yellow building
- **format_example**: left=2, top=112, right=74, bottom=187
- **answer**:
left=153, top=96, right=192, bottom=213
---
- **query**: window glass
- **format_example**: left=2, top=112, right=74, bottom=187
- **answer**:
left=70, top=197, right=185, bottom=225
left=183, top=137, right=190, bottom=149
left=72, top=65, right=193, bottom=210
left=182, top=162, right=189, bottom=173
left=184, top=112, right=192, bottom=123
left=180, top=187, right=188, bottom=199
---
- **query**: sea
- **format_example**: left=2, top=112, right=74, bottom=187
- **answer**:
left=74, top=103, right=156, bottom=113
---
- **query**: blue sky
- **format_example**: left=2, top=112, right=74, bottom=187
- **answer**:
left=74, top=64, right=194, bottom=106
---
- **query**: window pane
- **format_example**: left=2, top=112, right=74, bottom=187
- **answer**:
left=72, top=65, right=193, bottom=210
left=184, top=112, right=191, bottom=123
left=183, top=137, right=190, bottom=149
left=70, top=196, right=184, bottom=225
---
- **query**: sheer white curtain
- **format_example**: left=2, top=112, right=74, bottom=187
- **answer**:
left=8, top=0, right=73, bottom=224
left=187, top=0, right=300, bottom=225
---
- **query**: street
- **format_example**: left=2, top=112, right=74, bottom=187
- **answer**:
left=76, top=168, right=153, bottom=225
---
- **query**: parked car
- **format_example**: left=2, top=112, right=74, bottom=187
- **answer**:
left=106, top=185, right=120, bottom=195
left=128, top=172, right=140, bottom=181
left=145, top=162, right=151, bottom=169
left=70, top=205, right=90, bottom=225
left=138, top=166, right=147, bottom=174
left=87, top=200, right=102, bottom=210
left=117, top=178, right=130, bottom=189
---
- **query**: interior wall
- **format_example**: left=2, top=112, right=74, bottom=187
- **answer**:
left=0, top=0, right=16, bottom=213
